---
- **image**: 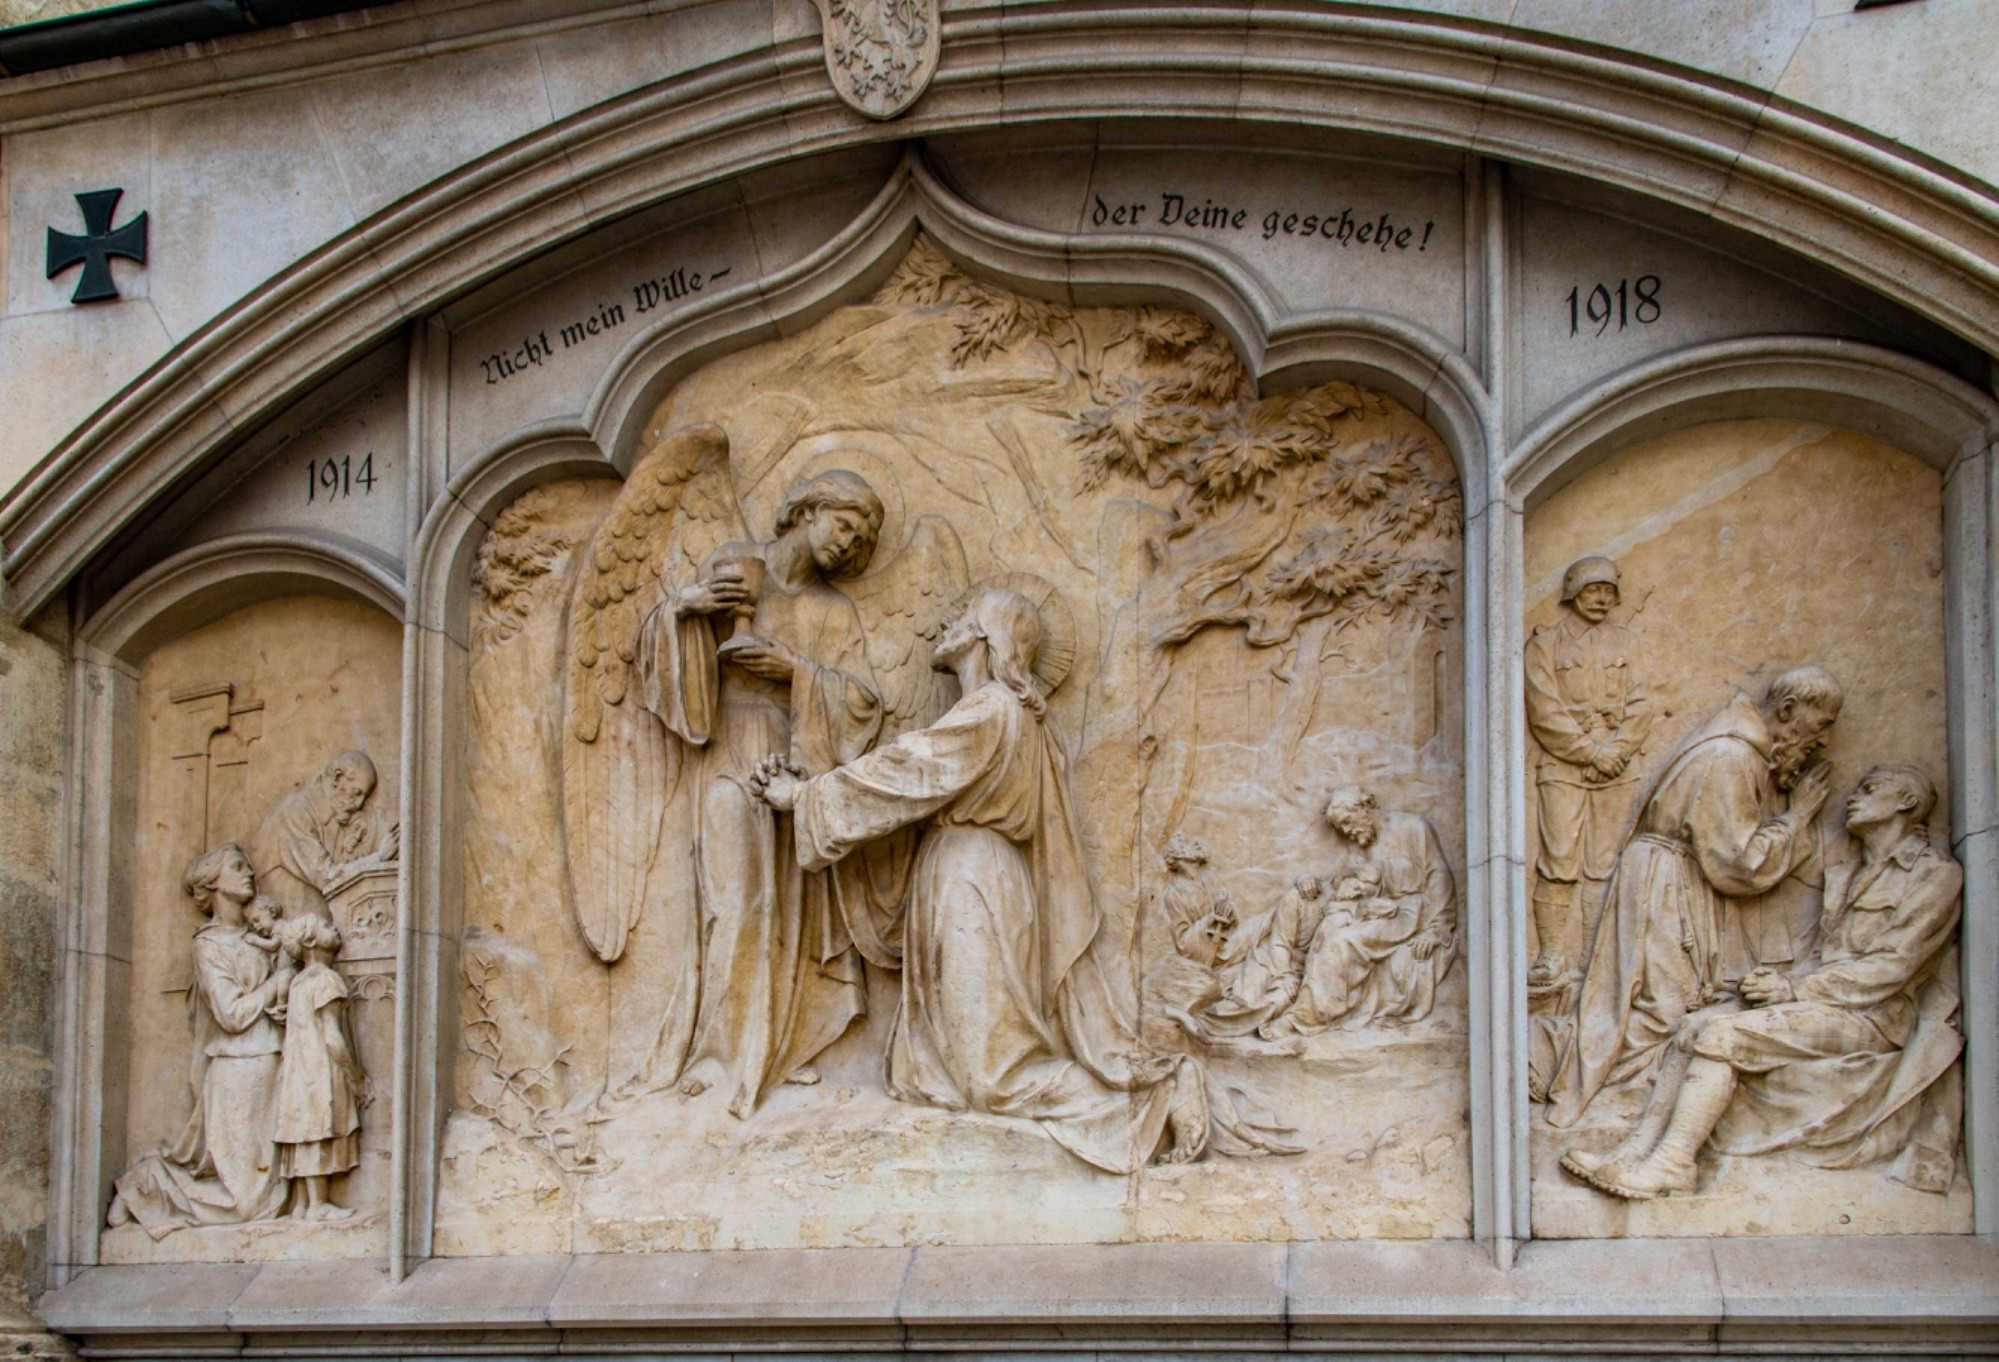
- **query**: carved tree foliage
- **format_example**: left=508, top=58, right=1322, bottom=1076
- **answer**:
left=876, top=235, right=1462, bottom=655
left=472, top=486, right=578, bottom=649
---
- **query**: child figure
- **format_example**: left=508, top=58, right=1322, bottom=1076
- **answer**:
left=271, top=916, right=362, bottom=1221
left=242, top=894, right=284, bottom=956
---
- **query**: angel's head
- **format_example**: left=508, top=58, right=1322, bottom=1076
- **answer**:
left=774, top=470, right=885, bottom=578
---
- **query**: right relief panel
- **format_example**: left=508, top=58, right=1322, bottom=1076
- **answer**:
left=1525, top=417, right=1971, bottom=1238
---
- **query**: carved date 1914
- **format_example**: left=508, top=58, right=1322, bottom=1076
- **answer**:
left=306, top=453, right=377, bottom=504
left=1565, top=276, right=1662, bottom=337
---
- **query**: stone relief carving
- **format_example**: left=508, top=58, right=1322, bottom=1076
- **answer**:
left=1522, top=421, right=1965, bottom=1237
left=562, top=431, right=968, bottom=1116
left=443, top=238, right=1471, bottom=1250
left=1267, top=787, right=1457, bottom=1035
left=809, top=0, right=940, bottom=120
left=1543, top=665, right=1844, bottom=1127
left=108, top=751, right=400, bottom=1239
left=1525, top=556, right=1649, bottom=1006
left=1143, top=788, right=1458, bottom=1046
left=750, top=582, right=1301, bottom=1169
left=109, top=845, right=370, bottom=1235
left=1561, top=763, right=1963, bottom=1199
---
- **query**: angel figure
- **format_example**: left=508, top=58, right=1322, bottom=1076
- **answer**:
left=563, top=422, right=967, bottom=1119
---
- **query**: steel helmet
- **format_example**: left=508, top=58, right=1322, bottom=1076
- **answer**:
left=1560, top=555, right=1621, bottom=603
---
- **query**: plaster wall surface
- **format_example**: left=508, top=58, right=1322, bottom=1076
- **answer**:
left=0, top=610, right=64, bottom=1346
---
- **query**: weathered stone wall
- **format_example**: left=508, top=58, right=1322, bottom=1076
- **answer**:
left=0, top=608, right=66, bottom=1349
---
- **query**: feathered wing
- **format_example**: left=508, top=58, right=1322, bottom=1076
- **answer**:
left=843, top=514, right=971, bottom=738
left=561, top=421, right=747, bottom=963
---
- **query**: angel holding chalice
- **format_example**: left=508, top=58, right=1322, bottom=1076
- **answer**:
left=562, top=424, right=970, bottom=1118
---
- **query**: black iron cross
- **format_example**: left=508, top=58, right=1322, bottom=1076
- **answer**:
left=46, top=188, right=148, bottom=304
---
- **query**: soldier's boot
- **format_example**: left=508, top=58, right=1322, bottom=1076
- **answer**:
left=1560, top=1043, right=1691, bottom=1185
left=1528, top=882, right=1579, bottom=988
left=1594, top=1059, right=1736, bottom=1200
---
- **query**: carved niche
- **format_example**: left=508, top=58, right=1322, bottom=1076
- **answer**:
left=106, top=597, right=402, bottom=1261
left=1523, top=419, right=1967, bottom=1239
left=444, top=237, right=1469, bottom=1254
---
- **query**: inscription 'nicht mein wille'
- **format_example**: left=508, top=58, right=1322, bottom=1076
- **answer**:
left=478, top=261, right=734, bottom=385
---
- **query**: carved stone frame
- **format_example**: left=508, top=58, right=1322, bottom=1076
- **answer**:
left=18, top=3, right=1999, bottom=1345
left=50, top=533, right=405, bottom=1280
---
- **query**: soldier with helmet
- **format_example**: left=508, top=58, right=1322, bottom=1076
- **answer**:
left=1525, top=555, right=1651, bottom=992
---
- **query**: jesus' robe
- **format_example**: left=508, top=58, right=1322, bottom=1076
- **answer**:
left=791, top=680, right=1187, bottom=1172
left=638, top=566, right=884, bottom=1117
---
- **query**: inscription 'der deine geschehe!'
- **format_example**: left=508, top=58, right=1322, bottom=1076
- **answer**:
left=1089, top=190, right=1439, bottom=253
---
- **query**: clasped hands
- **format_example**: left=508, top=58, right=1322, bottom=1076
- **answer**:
left=749, top=754, right=808, bottom=811
left=1740, top=965, right=1796, bottom=1007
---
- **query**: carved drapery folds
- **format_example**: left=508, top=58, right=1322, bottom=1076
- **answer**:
left=79, top=230, right=1975, bottom=1272
left=436, top=237, right=1471, bottom=1252
left=1523, top=421, right=1967, bottom=1236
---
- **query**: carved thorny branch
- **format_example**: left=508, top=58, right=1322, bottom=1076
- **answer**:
left=461, top=950, right=606, bottom=1174
left=1077, top=306, right=1460, bottom=649
left=472, top=487, right=577, bottom=649
left=874, top=235, right=1104, bottom=388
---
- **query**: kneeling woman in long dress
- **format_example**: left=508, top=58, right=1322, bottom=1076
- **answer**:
left=754, top=585, right=1293, bottom=1172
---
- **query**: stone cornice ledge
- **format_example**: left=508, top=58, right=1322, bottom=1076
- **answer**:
left=36, top=1237, right=1999, bottom=1356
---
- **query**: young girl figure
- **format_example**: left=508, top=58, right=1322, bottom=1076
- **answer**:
left=271, top=916, right=362, bottom=1220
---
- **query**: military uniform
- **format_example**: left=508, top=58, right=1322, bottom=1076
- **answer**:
left=1525, top=606, right=1650, bottom=972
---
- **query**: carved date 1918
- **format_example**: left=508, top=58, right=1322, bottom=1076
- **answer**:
left=306, top=453, right=377, bottom=504
left=1565, top=276, right=1662, bottom=337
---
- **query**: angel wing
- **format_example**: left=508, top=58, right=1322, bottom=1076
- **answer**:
left=842, top=514, right=971, bottom=739
left=561, top=421, right=747, bottom=964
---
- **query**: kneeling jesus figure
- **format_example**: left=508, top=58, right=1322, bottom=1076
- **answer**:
left=753, top=586, right=1294, bottom=1172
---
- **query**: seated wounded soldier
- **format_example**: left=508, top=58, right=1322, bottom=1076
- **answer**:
left=1565, top=763, right=1964, bottom=1199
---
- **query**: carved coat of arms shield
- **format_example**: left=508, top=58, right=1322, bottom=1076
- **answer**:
left=811, top=0, right=941, bottom=120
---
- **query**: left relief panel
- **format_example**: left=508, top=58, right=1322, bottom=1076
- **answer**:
left=104, top=596, right=402, bottom=1263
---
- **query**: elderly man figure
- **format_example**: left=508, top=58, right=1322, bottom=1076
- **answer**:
left=1269, top=786, right=1457, bottom=1033
left=1566, top=765, right=1963, bottom=1198
left=1547, top=665, right=1841, bottom=1128
left=1526, top=556, right=1650, bottom=992
left=249, top=751, right=399, bottom=923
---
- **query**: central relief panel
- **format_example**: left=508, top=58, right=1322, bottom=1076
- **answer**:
left=440, top=239, right=1469, bottom=1253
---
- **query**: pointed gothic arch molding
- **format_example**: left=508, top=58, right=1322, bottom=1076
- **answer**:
left=3, top=4, right=1998, bottom=621
left=1508, top=337, right=1999, bottom=509
left=1495, top=334, right=1999, bottom=1240
left=79, top=530, right=406, bottom=667
left=573, top=152, right=1494, bottom=499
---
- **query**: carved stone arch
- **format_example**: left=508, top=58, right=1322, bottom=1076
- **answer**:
left=8, top=6, right=1999, bottom=620
left=1495, top=334, right=1999, bottom=1241
left=580, top=152, right=1496, bottom=494
left=395, top=433, right=621, bottom=1273
left=51, top=529, right=407, bottom=1281
left=1508, top=337, right=1999, bottom=509
left=409, top=434, right=618, bottom=642
left=79, top=530, right=406, bottom=667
